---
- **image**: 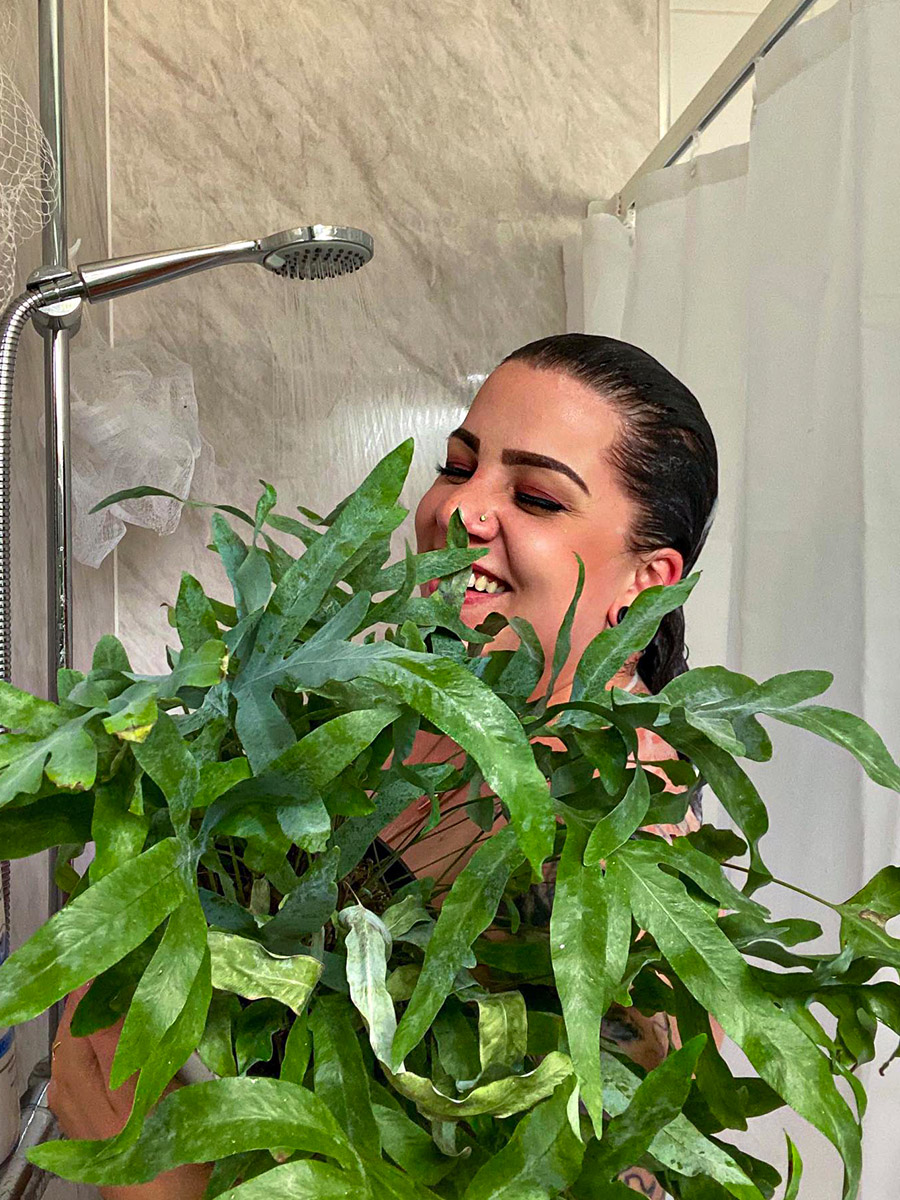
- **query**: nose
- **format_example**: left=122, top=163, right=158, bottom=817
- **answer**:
left=434, top=481, right=496, bottom=540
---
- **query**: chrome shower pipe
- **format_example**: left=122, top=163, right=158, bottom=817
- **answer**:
left=37, top=0, right=76, bottom=703
left=0, top=292, right=49, bottom=686
left=35, top=0, right=75, bottom=1077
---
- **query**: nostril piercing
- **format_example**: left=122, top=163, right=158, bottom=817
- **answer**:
left=479, top=513, right=488, bottom=522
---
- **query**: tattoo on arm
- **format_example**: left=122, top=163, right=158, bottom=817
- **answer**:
left=618, top=1168, right=666, bottom=1197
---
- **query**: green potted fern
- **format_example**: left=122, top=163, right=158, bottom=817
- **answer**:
left=0, top=440, right=898, bottom=1199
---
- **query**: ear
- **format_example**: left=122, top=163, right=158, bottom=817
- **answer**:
left=606, top=548, right=684, bottom=627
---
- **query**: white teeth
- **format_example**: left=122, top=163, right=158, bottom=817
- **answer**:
left=467, top=570, right=506, bottom=594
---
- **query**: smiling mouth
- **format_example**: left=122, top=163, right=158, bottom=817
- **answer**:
left=464, top=569, right=509, bottom=600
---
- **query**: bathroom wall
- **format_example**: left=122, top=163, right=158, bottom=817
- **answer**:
left=102, top=0, right=663, bottom=670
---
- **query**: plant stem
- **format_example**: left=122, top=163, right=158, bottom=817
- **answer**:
left=726, top=861, right=839, bottom=911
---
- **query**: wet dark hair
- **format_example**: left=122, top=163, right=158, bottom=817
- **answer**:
left=504, top=333, right=718, bottom=694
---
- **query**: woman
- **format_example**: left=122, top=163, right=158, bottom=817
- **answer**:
left=48, top=334, right=718, bottom=1198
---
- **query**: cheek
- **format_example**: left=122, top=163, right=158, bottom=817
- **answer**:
left=506, top=521, right=626, bottom=653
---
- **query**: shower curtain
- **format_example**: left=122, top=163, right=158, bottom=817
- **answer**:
left=565, top=0, right=900, bottom=1194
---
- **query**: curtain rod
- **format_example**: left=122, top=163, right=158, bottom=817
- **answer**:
left=592, top=0, right=820, bottom=217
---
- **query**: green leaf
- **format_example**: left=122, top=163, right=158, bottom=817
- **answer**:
left=235, top=547, right=273, bottom=614
left=111, top=895, right=209, bottom=1089
left=90, top=770, right=149, bottom=883
left=0, top=837, right=186, bottom=1025
left=271, top=708, right=400, bottom=790
left=476, top=991, right=527, bottom=1080
left=573, top=727, right=629, bottom=795
left=373, top=1099, right=458, bottom=1187
left=330, top=763, right=455, bottom=876
left=70, top=936, right=161, bottom=1036
left=0, top=715, right=96, bottom=807
left=362, top=1158, right=444, bottom=1200
left=132, top=711, right=199, bottom=840
left=572, top=576, right=697, bottom=701
left=91, top=634, right=133, bottom=673
left=216, top=1160, right=362, bottom=1198
left=340, top=905, right=397, bottom=1068
left=432, top=999, right=480, bottom=1086
left=199, top=990, right=240, bottom=1077
left=698, top=668, right=833, bottom=717
left=623, top=837, right=765, bottom=918
left=245, top=441, right=412, bottom=668
left=437, top=509, right=471, bottom=612
left=591, top=1036, right=706, bottom=1179
left=585, top=764, right=651, bottom=865
left=393, top=826, right=525, bottom=1064
left=0, top=680, right=64, bottom=735
left=310, top=994, right=381, bottom=1159
left=388, top=1051, right=573, bottom=1120
left=461, top=1078, right=583, bottom=1200
left=212, top=513, right=251, bottom=618
left=281, top=1011, right=311, bottom=1085
left=261, top=848, right=340, bottom=954
left=235, top=998, right=288, bottom=1073
left=113, top=947, right=212, bottom=1146
left=685, top=825, right=747, bottom=863
left=545, top=556, right=585, bottom=702
left=551, top=822, right=631, bottom=1134
left=838, top=866, right=900, bottom=965
left=175, top=573, right=221, bottom=650
left=29, top=1076, right=355, bottom=1182
left=569, top=1181, right=636, bottom=1200
left=599, top=1053, right=766, bottom=1200
left=612, top=845, right=861, bottom=1198
left=208, top=932, right=322, bottom=1013
left=783, top=1134, right=803, bottom=1200
left=664, top=725, right=771, bottom=889
left=773, top=704, right=900, bottom=790
left=362, top=650, right=554, bottom=873
left=195, top=758, right=252, bottom=809
left=374, top=546, right=489, bottom=594
left=101, top=683, right=158, bottom=742
left=0, top=793, right=93, bottom=858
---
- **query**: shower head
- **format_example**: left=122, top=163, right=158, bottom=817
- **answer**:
left=29, top=223, right=374, bottom=305
left=258, top=225, right=374, bottom=280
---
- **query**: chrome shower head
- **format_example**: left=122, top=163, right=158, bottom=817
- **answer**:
left=29, top=223, right=374, bottom=305
left=258, top=225, right=374, bottom=280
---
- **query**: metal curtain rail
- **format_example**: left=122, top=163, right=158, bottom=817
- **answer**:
left=592, top=0, right=821, bottom=217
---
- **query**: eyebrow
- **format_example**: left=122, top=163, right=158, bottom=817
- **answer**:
left=448, top=428, right=590, bottom=495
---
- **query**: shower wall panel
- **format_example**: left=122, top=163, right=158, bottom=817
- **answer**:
left=107, top=0, right=660, bottom=670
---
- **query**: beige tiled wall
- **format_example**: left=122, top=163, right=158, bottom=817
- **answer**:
left=104, top=0, right=664, bottom=672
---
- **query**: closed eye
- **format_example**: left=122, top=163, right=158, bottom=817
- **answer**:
left=436, top=464, right=566, bottom=514
left=436, top=462, right=473, bottom=481
left=516, top=492, right=565, bottom=514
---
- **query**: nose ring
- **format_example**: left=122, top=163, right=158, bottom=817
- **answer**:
left=479, top=513, right=488, bottom=522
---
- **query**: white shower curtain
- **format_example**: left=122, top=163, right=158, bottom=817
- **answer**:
left=566, top=0, right=900, bottom=1194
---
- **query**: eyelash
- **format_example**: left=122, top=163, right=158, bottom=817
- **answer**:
left=435, top=463, right=566, bottom=514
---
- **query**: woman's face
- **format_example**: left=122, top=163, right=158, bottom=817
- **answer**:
left=415, top=361, right=682, bottom=693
